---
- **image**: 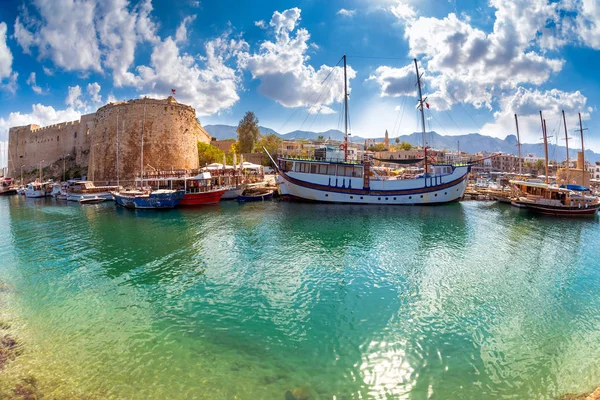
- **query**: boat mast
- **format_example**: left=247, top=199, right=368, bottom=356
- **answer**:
left=140, top=99, right=146, bottom=188
left=414, top=59, right=428, bottom=173
left=579, top=112, right=586, bottom=186
left=540, top=111, right=549, bottom=185
left=514, top=114, right=522, bottom=175
left=343, top=55, right=349, bottom=162
left=562, top=110, right=569, bottom=183
left=116, top=110, right=119, bottom=187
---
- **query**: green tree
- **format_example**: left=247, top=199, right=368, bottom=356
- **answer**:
left=398, top=141, right=413, bottom=151
left=367, top=143, right=387, bottom=152
left=237, top=111, right=260, bottom=153
left=197, top=141, right=225, bottom=167
left=256, top=134, right=282, bottom=155
left=535, top=159, right=545, bottom=170
left=395, top=137, right=400, bottom=144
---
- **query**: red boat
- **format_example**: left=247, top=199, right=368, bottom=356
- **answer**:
left=137, top=171, right=228, bottom=206
left=180, top=188, right=227, bottom=206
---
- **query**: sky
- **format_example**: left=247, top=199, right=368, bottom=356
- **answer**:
left=2, top=0, right=600, bottom=169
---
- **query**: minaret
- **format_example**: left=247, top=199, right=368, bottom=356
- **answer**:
left=384, top=130, right=389, bottom=149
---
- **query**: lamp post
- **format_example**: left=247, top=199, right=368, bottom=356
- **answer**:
left=63, top=153, right=70, bottom=182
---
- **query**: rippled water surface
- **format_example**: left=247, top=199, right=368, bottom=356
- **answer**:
left=1, top=196, right=600, bottom=399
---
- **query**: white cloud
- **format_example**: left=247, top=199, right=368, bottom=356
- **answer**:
left=254, top=20, right=267, bottom=29
left=240, top=7, right=356, bottom=113
left=175, top=15, right=196, bottom=43
left=390, top=2, right=416, bottom=22
left=481, top=87, right=589, bottom=141
left=26, top=72, right=43, bottom=94
left=65, top=85, right=85, bottom=110
left=574, top=0, right=600, bottom=49
left=368, top=64, right=416, bottom=97
left=42, top=66, right=53, bottom=76
left=107, top=93, right=118, bottom=103
left=134, top=32, right=248, bottom=116
left=380, top=1, right=564, bottom=111
left=0, top=22, right=13, bottom=79
left=14, top=0, right=159, bottom=87
left=0, top=103, right=81, bottom=144
left=87, top=82, right=102, bottom=104
left=0, top=21, right=17, bottom=94
left=337, top=9, right=356, bottom=17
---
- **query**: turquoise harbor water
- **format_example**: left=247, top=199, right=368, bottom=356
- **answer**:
left=1, top=196, right=600, bottom=399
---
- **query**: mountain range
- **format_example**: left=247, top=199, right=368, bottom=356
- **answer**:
left=203, top=124, right=600, bottom=163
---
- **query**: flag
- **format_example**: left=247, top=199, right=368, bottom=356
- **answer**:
left=426, top=103, right=430, bottom=109
left=171, top=88, right=176, bottom=95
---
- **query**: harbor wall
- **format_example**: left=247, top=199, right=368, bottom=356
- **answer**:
left=7, top=97, right=211, bottom=183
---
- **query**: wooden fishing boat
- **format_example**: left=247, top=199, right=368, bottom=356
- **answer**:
left=24, top=181, right=51, bottom=198
left=511, top=180, right=600, bottom=216
left=510, top=110, right=599, bottom=217
left=113, top=189, right=185, bottom=209
left=237, top=190, right=274, bottom=202
left=136, top=171, right=227, bottom=206
left=0, top=178, right=17, bottom=196
left=65, top=180, right=118, bottom=201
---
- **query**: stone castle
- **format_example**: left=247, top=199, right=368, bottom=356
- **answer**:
left=7, top=97, right=211, bottom=183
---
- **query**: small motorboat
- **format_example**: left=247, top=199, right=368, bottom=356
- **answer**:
left=79, top=195, right=106, bottom=204
left=237, top=190, right=274, bottom=202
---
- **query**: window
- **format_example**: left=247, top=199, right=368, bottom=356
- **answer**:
left=74, top=132, right=77, bottom=138
left=327, top=165, right=336, bottom=175
left=318, top=164, right=328, bottom=174
left=353, top=167, right=363, bottom=178
left=57, top=136, right=59, bottom=141
left=310, top=164, right=318, bottom=174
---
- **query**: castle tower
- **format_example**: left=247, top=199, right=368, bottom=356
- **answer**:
left=384, top=130, right=390, bottom=149
left=91, top=97, right=211, bottom=183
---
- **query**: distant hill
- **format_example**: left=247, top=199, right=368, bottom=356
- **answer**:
left=203, top=125, right=600, bottom=162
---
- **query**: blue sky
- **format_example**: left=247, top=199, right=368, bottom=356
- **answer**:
left=2, top=0, right=600, bottom=169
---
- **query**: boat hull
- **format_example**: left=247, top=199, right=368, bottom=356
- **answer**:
left=238, top=192, right=274, bottom=202
left=276, top=167, right=469, bottom=205
left=515, top=202, right=600, bottom=216
left=113, top=190, right=185, bottom=209
left=67, top=192, right=114, bottom=201
left=0, top=188, right=17, bottom=196
left=24, top=190, right=47, bottom=198
left=221, top=187, right=244, bottom=200
left=179, top=189, right=226, bottom=206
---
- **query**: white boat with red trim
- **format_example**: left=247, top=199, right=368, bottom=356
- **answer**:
left=267, top=55, right=470, bottom=205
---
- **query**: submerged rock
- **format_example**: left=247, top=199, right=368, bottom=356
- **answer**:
left=558, top=388, right=600, bottom=400
left=11, top=375, right=42, bottom=400
left=284, top=386, right=311, bottom=400
left=0, top=334, right=21, bottom=369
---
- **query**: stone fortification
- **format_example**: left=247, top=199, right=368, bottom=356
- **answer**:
left=7, top=97, right=211, bottom=183
left=8, top=114, right=94, bottom=176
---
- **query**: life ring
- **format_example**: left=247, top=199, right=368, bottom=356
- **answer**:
left=339, top=143, right=345, bottom=150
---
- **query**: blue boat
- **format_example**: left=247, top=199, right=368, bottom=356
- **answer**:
left=113, top=189, right=185, bottom=209
left=237, top=190, right=274, bottom=202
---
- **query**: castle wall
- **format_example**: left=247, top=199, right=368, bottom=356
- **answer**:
left=7, top=114, right=94, bottom=177
left=7, top=97, right=211, bottom=182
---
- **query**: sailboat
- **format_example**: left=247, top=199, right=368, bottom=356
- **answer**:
left=510, top=111, right=600, bottom=216
left=266, top=56, right=470, bottom=205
